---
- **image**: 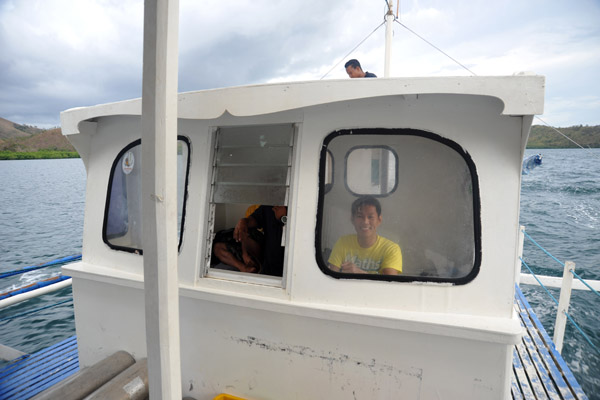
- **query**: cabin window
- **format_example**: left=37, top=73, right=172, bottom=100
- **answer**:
left=317, top=128, right=481, bottom=284
left=206, top=124, right=294, bottom=279
left=324, top=150, right=334, bottom=193
left=346, top=146, right=397, bottom=196
left=103, top=137, right=190, bottom=253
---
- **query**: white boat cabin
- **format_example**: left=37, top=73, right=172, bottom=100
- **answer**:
left=62, top=75, right=545, bottom=399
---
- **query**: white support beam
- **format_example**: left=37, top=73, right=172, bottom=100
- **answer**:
left=519, top=274, right=600, bottom=291
left=141, top=0, right=182, bottom=399
left=554, top=261, right=575, bottom=354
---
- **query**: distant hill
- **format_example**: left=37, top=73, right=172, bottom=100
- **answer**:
left=528, top=125, right=600, bottom=148
left=0, top=118, right=77, bottom=159
left=0, top=117, right=45, bottom=140
left=0, top=118, right=598, bottom=159
left=0, top=128, right=76, bottom=152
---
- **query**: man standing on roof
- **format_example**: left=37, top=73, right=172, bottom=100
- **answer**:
left=344, top=59, right=377, bottom=78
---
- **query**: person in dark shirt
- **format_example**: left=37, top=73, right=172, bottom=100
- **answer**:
left=214, top=205, right=287, bottom=276
left=344, top=59, right=377, bottom=78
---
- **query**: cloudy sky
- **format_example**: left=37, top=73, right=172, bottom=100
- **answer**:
left=1, top=0, right=599, bottom=128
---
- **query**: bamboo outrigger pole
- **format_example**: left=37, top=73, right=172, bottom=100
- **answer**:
left=141, top=0, right=182, bottom=398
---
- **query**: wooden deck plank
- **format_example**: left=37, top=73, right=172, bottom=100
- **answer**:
left=517, top=339, right=549, bottom=399
left=515, top=291, right=574, bottom=400
left=513, top=347, right=535, bottom=399
left=514, top=285, right=589, bottom=400
left=0, top=336, right=77, bottom=381
left=511, top=370, right=525, bottom=400
left=0, top=336, right=79, bottom=400
left=517, top=310, right=563, bottom=399
left=1, top=345, right=77, bottom=389
left=1, top=349, right=78, bottom=398
left=18, top=362, right=79, bottom=399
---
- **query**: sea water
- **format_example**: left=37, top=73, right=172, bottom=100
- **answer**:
left=520, top=149, right=600, bottom=398
left=0, top=151, right=599, bottom=397
left=0, top=159, right=83, bottom=357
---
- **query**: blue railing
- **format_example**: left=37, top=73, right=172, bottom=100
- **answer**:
left=0, top=255, right=80, bottom=322
left=0, top=255, right=81, bottom=280
left=520, top=228, right=600, bottom=355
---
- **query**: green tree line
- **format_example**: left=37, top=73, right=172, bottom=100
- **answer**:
left=1, top=124, right=598, bottom=160
left=0, top=150, right=79, bottom=160
left=527, top=125, right=600, bottom=148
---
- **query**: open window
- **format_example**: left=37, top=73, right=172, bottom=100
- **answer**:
left=206, top=124, right=295, bottom=279
left=103, top=137, right=190, bottom=254
left=316, top=128, right=481, bottom=284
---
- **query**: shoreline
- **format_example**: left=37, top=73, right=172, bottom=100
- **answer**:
left=0, top=151, right=79, bottom=160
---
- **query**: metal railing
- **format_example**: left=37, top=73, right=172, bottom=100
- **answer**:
left=518, top=226, right=600, bottom=354
left=0, top=255, right=79, bottom=361
left=0, top=255, right=79, bottom=310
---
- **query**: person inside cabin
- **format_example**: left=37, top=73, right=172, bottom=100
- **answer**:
left=328, top=196, right=402, bottom=275
left=212, top=205, right=263, bottom=274
left=344, top=59, right=377, bottom=78
left=213, top=205, right=287, bottom=276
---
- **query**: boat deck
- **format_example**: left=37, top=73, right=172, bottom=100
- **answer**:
left=0, top=336, right=78, bottom=400
left=512, top=285, right=588, bottom=399
left=0, top=288, right=589, bottom=399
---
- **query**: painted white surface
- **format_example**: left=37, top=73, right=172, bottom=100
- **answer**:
left=66, top=275, right=515, bottom=399
left=62, top=76, right=544, bottom=399
left=140, top=0, right=182, bottom=398
left=60, top=76, right=544, bottom=136
left=520, top=273, right=600, bottom=291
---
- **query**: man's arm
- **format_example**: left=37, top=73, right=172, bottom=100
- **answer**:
left=380, top=268, right=399, bottom=275
left=339, top=261, right=365, bottom=274
left=328, top=262, right=362, bottom=273
left=233, top=216, right=257, bottom=242
left=328, top=263, right=342, bottom=272
left=337, top=263, right=398, bottom=275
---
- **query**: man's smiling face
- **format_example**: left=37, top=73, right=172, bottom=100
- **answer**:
left=351, top=204, right=382, bottom=241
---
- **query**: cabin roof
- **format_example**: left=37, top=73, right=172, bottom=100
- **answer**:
left=61, top=75, right=544, bottom=136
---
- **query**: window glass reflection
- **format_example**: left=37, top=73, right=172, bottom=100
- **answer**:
left=104, top=138, right=190, bottom=253
left=318, top=129, right=479, bottom=282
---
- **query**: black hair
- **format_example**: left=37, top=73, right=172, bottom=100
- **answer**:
left=351, top=196, right=381, bottom=217
left=344, top=59, right=362, bottom=70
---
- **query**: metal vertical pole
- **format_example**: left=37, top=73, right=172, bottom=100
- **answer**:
left=516, top=226, right=525, bottom=285
left=554, top=261, right=575, bottom=354
left=384, top=1, right=394, bottom=77
left=141, top=0, right=182, bottom=398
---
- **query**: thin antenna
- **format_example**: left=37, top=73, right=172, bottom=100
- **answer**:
left=320, top=21, right=385, bottom=79
left=394, top=19, right=477, bottom=76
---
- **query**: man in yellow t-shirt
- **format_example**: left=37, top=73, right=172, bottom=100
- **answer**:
left=328, top=196, right=402, bottom=275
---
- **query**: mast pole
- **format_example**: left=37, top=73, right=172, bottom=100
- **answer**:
left=384, top=0, right=394, bottom=77
left=141, top=0, right=182, bottom=398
